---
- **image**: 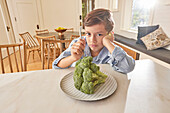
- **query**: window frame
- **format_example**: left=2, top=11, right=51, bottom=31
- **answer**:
left=121, top=0, right=155, bottom=32
left=109, top=0, right=119, bottom=12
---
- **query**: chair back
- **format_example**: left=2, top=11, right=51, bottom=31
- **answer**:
left=61, top=39, right=72, bottom=51
left=113, top=41, right=140, bottom=60
left=70, top=35, right=80, bottom=40
left=19, top=32, right=39, bottom=49
left=67, top=28, right=74, bottom=32
left=35, top=35, right=56, bottom=46
left=0, top=43, right=27, bottom=74
left=41, top=39, right=60, bottom=69
left=35, top=29, right=49, bottom=35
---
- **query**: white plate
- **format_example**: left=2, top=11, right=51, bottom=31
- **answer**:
left=60, top=71, right=117, bottom=101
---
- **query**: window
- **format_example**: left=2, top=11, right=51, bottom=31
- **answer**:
left=82, top=0, right=95, bottom=28
left=109, top=0, right=118, bottom=11
left=130, top=0, right=156, bottom=30
left=122, top=0, right=157, bottom=31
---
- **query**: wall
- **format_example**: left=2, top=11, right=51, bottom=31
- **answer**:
left=152, top=1, right=170, bottom=50
left=40, top=0, right=80, bottom=32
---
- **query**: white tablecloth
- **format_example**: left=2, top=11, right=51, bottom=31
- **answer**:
left=0, top=64, right=129, bottom=113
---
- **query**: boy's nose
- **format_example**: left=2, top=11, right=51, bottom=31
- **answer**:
left=91, top=35, right=97, bottom=43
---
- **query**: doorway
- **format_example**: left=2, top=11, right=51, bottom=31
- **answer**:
left=6, top=0, right=41, bottom=43
left=0, top=0, right=15, bottom=44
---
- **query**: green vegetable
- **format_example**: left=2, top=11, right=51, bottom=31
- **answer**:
left=73, top=56, right=107, bottom=94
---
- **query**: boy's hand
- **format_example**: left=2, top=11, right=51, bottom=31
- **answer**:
left=71, top=39, right=86, bottom=61
left=103, top=32, right=114, bottom=46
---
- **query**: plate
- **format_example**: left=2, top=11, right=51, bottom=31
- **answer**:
left=60, top=72, right=117, bottom=101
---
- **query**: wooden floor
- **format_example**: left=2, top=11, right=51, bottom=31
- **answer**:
left=0, top=51, right=51, bottom=74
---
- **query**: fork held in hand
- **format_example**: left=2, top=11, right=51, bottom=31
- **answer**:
left=79, top=27, right=86, bottom=57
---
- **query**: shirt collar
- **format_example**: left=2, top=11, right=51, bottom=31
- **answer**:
left=84, top=37, right=109, bottom=61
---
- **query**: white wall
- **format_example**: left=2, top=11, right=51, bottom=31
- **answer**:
left=41, top=0, right=80, bottom=32
left=152, top=1, right=170, bottom=50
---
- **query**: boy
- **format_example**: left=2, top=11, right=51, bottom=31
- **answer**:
left=52, top=8, right=135, bottom=73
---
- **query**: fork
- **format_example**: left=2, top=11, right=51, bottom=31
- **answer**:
left=79, top=27, right=86, bottom=57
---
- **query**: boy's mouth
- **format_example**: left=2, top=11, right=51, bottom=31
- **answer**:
left=91, top=44, right=97, bottom=47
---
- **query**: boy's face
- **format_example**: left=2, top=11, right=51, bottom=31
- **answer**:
left=85, top=23, right=107, bottom=54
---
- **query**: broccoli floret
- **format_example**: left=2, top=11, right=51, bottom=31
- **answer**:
left=77, top=56, right=92, bottom=69
left=73, top=75, right=83, bottom=90
left=73, top=66, right=83, bottom=90
left=75, top=59, right=82, bottom=66
left=96, top=71, right=107, bottom=79
left=90, top=63, right=100, bottom=72
left=73, top=56, right=107, bottom=94
left=80, top=81, right=94, bottom=94
left=83, top=68, right=99, bottom=82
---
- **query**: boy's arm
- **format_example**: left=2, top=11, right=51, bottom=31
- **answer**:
left=57, top=56, right=77, bottom=68
left=53, top=38, right=86, bottom=69
left=102, top=35, right=135, bottom=73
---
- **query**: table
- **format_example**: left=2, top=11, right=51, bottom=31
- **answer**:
left=36, top=31, right=80, bottom=53
left=36, top=31, right=80, bottom=40
left=0, top=64, right=129, bottom=113
left=125, top=59, right=170, bottom=113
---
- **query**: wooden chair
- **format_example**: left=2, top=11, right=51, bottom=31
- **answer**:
left=113, top=41, right=140, bottom=60
left=41, top=39, right=61, bottom=69
left=35, top=29, right=49, bottom=35
left=41, top=39, right=72, bottom=69
left=35, top=35, right=56, bottom=47
left=0, top=43, right=27, bottom=74
left=67, top=28, right=74, bottom=32
left=60, top=39, right=72, bottom=52
left=70, top=35, right=80, bottom=40
left=19, top=32, right=41, bottom=62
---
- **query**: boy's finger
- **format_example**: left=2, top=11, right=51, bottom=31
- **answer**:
left=79, top=39, right=86, bottom=46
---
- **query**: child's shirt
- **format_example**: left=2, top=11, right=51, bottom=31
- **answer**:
left=52, top=37, right=135, bottom=73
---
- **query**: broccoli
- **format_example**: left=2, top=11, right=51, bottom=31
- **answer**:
left=73, top=56, right=107, bottom=94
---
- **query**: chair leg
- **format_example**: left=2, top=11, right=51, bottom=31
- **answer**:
left=38, top=50, right=41, bottom=60
left=33, top=50, right=34, bottom=59
left=27, top=51, right=31, bottom=63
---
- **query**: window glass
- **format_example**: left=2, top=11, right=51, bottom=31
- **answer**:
left=130, top=0, right=156, bottom=30
left=82, top=0, right=95, bottom=27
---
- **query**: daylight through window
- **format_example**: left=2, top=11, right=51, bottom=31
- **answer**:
left=130, top=0, right=157, bottom=30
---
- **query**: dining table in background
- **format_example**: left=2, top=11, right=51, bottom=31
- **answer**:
left=0, top=64, right=129, bottom=113
left=36, top=31, right=80, bottom=40
left=35, top=30, right=81, bottom=53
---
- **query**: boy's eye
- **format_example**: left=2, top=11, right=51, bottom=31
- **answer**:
left=86, top=33, right=91, bottom=36
left=96, top=34, right=103, bottom=37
